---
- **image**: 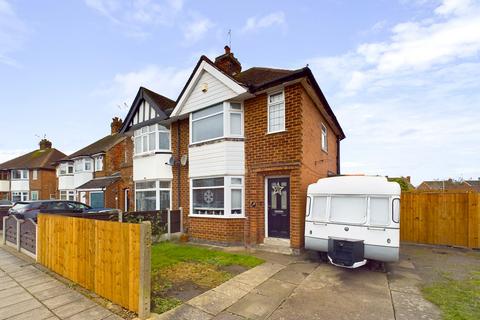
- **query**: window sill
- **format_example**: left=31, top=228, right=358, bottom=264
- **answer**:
left=266, top=129, right=286, bottom=135
left=133, top=150, right=172, bottom=158
left=189, top=137, right=244, bottom=148
left=188, top=214, right=245, bottom=219
left=322, top=148, right=328, bottom=154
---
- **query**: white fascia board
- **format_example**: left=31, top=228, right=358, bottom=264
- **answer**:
left=171, top=60, right=247, bottom=117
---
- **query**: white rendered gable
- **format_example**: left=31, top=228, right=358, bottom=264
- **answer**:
left=172, top=61, right=247, bottom=116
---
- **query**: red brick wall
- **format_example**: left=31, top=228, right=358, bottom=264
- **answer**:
left=189, top=218, right=244, bottom=244
left=171, top=119, right=190, bottom=227
left=30, top=169, right=57, bottom=200
left=244, top=84, right=304, bottom=248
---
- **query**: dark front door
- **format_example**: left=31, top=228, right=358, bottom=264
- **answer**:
left=267, top=177, right=290, bottom=238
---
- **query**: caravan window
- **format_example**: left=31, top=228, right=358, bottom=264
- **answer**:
left=330, top=196, right=367, bottom=224
left=370, top=197, right=390, bottom=226
left=311, top=196, right=328, bottom=221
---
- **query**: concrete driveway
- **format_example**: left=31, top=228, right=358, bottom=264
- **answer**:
left=157, top=249, right=440, bottom=320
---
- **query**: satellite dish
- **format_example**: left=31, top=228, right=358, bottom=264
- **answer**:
left=180, top=155, right=188, bottom=166
left=167, top=156, right=175, bottom=166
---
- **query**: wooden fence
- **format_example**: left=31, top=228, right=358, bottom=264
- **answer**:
left=401, top=191, right=480, bottom=248
left=37, top=214, right=151, bottom=318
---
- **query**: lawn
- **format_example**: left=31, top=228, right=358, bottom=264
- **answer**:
left=422, top=271, right=480, bottom=320
left=150, top=242, right=264, bottom=314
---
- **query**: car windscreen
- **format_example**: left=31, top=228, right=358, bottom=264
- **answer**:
left=329, top=196, right=367, bottom=224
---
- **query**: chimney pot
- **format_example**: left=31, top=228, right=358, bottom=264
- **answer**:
left=39, top=138, right=52, bottom=150
left=224, top=45, right=231, bottom=54
left=111, top=117, right=123, bottom=135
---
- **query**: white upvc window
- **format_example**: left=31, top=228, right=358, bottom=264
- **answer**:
left=58, top=163, right=74, bottom=175
left=32, top=169, right=38, bottom=180
left=135, top=180, right=171, bottom=211
left=11, top=170, right=28, bottom=180
left=190, top=176, right=244, bottom=218
left=84, top=159, right=92, bottom=171
left=31, top=191, right=39, bottom=201
left=94, top=156, right=103, bottom=171
left=12, top=191, right=28, bottom=202
left=190, top=102, right=244, bottom=144
left=268, top=91, right=285, bottom=133
left=74, top=158, right=93, bottom=173
left=321, top=123, right=328, bottom=152
left=60, top=190, right=76, bottom=201
left=134, top=124, right=171, bottom=155
left=75, top=160, right=83, bottom=172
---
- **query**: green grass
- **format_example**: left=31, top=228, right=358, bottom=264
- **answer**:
left=151, top=242, right=264, bottom=270
left=151, top=297, right=182, bottom=314
left=422, top=271, right=480, bottom=320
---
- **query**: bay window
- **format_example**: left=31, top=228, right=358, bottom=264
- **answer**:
left=12, top=191, right=28, bottom=202
left=59, top=162, right=74, bottom=175
left=191, top=177, right=244, bottom=217
left=134, top=124, right=171, bottom=155
left=11, top=170, right=28, bottom=180
left=191, top=102, right=243, bottom=144
left=135, top=180, right=171, bottom=211
left=60, top=190, right=76, bottom=201
left=268, top=91, right=285, bottom=133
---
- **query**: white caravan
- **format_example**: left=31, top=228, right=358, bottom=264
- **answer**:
left=305, top=176, right=401, bottom=268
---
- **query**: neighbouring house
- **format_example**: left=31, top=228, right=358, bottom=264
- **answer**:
left=0, top=170, right=10, bottom=200
left=120, top=46, right=345, bottom=251
left=0, top=139, right=66, bottom=201
left=416, top=179, right=475, bottom=191
left=55, top=118, right=133, bottom=210
left=119, top=86, right=176, bottom=212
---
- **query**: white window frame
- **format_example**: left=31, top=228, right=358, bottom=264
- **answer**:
left=31, top=191, right=39, bottom=201
left=134, top=180, right=172, bottom=211
left=190, top=102, right=244, bottom=144
left=134, top=124, right=171, bottom=156
left=12, top=191, right=28, bottom=202
left=321, top=123, right=328, bottom=152
left=11, top=170, right=28, bottom=180
left=94, top=155, right=104, bottom=172
left=60, top=190, right=76, bottom=201
left=32, top=169, right=38, bottom=180
left=189, top=176, right=245, bottom=218
left=267, top=91, right=285, bottom=134
left=74, top=158, right=93, bottom=173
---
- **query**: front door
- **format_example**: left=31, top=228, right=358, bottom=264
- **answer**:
left=267, top=177, right=290, bottom=238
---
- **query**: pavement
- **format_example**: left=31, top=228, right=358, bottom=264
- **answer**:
left=155, top=250, right=441, bottom=320
left=0, top=245, right=123, bottom=320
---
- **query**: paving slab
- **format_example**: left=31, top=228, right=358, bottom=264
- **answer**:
left=155, top=304, right=213, bottom=320
left=188, top=289, right=240, bottom=315
left=228, top=292, right=283, bottom=320
left=391, top=291, right=441, bottom=320
left=0, top=246, right=121, bottom=320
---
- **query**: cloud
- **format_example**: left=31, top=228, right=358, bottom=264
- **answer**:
left=0, top=0, right=28, bottom=66
left=306, top=0, right=480, bottom=184
left=84, top=0, right=184, bottom=37
left=241, top=11, right=286, bottom=33
left=182, top=16, right=214, bottom=45
left=93, top=65, right=191, bottom=111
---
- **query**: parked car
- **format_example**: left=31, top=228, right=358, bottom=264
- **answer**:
left=8, top=200, right=119, bottom=221
left=0, top=199, right=13, bottom=208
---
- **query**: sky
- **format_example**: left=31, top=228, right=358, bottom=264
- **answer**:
left=0, top=0, right=479, bottom=185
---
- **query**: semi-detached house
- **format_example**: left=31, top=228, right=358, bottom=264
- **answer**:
left=0, top=139, right=65, bottom=201
left=121, top=47, right=345, bottom=251
left=55, top=118, right=133, bottom=210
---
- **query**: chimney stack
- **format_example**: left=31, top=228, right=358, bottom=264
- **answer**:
left=39, top=138, right=52, bottom=150
left=111, top=117, right=123, bottom=135
left=214, top=46, right=242, bottom=76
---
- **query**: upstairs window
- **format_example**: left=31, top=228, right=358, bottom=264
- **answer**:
left=191, top=103, right=224, bottom=143
left=94, top=156, right=103, bottom=171
left=84, top=159, right=92, bottom=171
left=12, top=170, right=28, bottom=180
left=32, top=169, right=38, bottom=180
left=321, top=123, right=328, bottom=152
left=268, top=91, right=285, bottom=133
left=134, top=124, right=171, bottom=155
left=59, top=163, right=74, bottom=175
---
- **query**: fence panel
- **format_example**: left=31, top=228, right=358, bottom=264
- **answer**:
left=37, top=214, right=151, bottom=318
left=20, top=219, right=37, bottom=256
left=4, top=215, right=18, bottom=245
left=400, top=191, right=480, bottom=248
